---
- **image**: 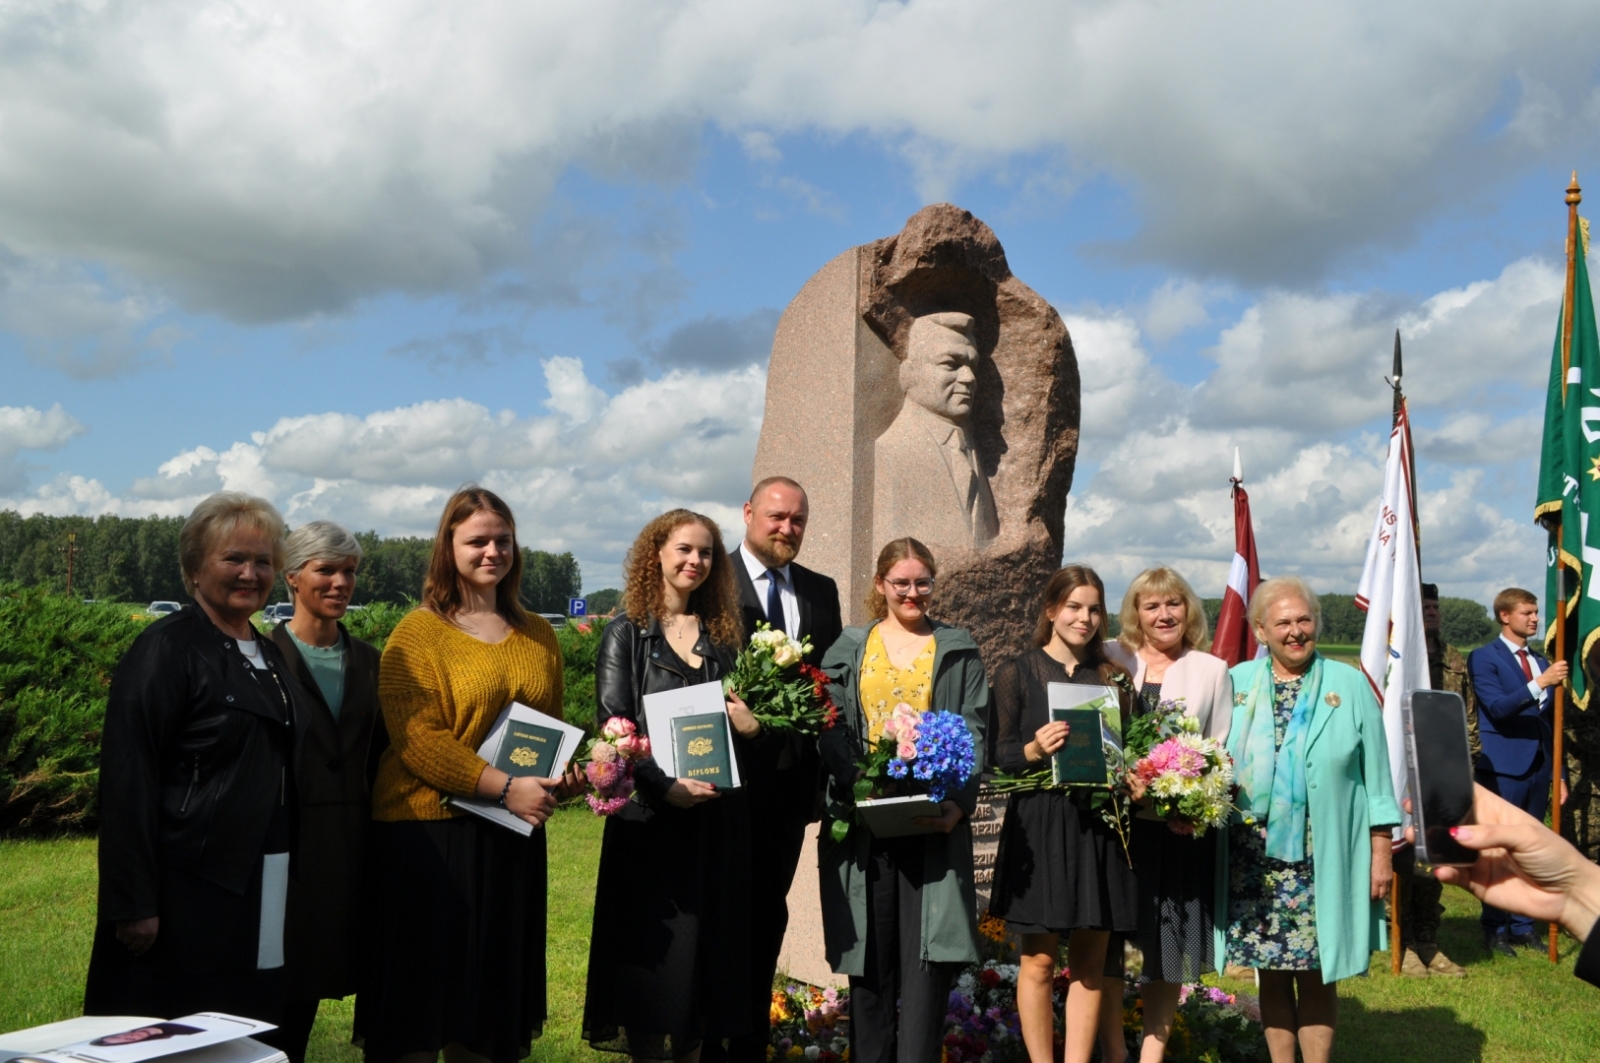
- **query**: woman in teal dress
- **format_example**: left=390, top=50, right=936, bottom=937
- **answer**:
left=1223, top=577, right=1401, bottom=1063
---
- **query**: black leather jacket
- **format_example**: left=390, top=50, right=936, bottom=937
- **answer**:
left=594, top=615, right=743, bottom=817
left=97, top=606, right=300, bottom=924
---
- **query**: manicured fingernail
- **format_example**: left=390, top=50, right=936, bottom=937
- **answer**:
left=1450, top=827, right=1468, bottom=840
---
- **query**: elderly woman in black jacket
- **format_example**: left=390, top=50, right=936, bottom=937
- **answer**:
left=581, top=509, right=761, bottom=1063
left=86, top=491, right=302, bottom=1023
left=268, top=521, right=386, bottom=1063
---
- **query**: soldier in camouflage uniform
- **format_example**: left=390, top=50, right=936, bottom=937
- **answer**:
left=1393, top=585, right=1469, bottom=977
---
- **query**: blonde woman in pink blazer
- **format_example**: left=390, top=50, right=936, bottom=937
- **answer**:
left=1105, top=566, right=1233, bottom=1063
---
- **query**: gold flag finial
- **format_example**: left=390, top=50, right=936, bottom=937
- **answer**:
left=1569, top=171, right=1582, bottom=206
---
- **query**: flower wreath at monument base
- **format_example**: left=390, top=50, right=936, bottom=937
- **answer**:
left=767, top=915, right=1268, bottom=1063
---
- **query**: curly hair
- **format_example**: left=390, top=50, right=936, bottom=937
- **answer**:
left=623, top=509, right=743, bottom=648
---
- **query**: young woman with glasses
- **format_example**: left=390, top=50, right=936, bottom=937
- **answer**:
left=815, top=538, right=989, bottom=1063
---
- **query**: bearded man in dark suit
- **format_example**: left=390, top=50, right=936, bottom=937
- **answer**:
left=707, top=475, right=842, bottom=1063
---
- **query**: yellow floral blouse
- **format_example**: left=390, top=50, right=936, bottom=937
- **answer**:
left=858, top=624, right=936, bottom=743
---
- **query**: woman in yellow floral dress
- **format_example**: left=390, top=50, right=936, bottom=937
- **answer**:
left=816, top=538, right=988, bottom=1063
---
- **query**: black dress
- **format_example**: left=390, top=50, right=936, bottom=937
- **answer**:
left=1129, top=682, right=1218, bottom=983
left=583, top=620, right=752, bottom=1060
left=989, top=649, right=1137, bottom=935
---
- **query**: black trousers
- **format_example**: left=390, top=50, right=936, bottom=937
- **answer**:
left=849, top=836, right=959, bottom=1063
left=258, top=999, right=320, bottom=1063
left=704, top=766, right=812, bottom=1063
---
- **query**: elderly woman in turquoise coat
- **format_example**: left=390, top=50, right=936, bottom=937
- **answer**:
left=816, top=538, right=988, bottom=1063
left=1221, top=577, right=1400, bottom=1063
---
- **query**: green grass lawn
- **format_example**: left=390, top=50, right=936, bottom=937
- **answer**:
left=4, top=808, right=1598, bottom=1062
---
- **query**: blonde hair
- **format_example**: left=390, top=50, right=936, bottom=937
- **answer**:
left=1118, top=566, right=1209, bottom=652
left=865, top=538, right=939, bottom=620
left=1248, top=576, right=1322, bottom=637
left=178, top=492, right=286, bottom=596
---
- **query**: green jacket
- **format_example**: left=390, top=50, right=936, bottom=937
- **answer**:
left=816, top=621, right=989, bottom=976
left=1220, top=655, right=1403, bottom=983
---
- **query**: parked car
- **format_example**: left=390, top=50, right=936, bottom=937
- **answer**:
left=147, top=601, right=182, bottom=618
left=263, top=602, right=296, bottom=624
left=538, top=612, right=567, bottom=629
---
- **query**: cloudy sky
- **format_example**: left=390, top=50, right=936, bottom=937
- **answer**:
left=4, top=0, right=1600, bottom=606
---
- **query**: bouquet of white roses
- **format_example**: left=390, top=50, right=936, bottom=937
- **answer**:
left=723, top=623, right=838, bottom=736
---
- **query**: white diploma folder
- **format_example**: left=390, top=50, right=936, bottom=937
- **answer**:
left=447, top=702, right=587, bottom=836
left=854, top=794, right=943, bottom=838
left=641, top=680, right=742, bottom=788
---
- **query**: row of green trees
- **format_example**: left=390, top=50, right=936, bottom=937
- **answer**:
left=1198, top=593, right=1499, bottom=647
left=0, top=511, right=586, bottom=614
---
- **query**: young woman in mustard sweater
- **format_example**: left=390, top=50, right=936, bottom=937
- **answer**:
left=359, top=486, right=581, bottom=1063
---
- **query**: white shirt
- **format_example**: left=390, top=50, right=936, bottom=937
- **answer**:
left=1499, top=633, right=1546, bottom=702
left=236, top=638, right=269, bottom=670
left=739, top=542, right=799, bottom=636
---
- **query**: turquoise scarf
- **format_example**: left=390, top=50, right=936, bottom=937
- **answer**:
left=1230, top=654, right=1322, bottom=863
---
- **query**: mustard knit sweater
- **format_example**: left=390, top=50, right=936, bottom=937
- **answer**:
left=373, top=608, right=564, bottom=822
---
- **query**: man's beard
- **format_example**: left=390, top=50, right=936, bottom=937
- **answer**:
left=749, top=533, right=798, bottom=568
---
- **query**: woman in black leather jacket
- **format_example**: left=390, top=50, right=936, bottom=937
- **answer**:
left=582, top=509, right=761, bottom=1062
left=85, top=492, right=302, bottom=1024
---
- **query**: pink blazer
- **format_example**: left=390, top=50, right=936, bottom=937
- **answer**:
left=1105, top=641, right=1233, bottom=743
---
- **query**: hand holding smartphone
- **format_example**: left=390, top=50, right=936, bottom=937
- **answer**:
left=1402, top=690, right=1479, bottom=868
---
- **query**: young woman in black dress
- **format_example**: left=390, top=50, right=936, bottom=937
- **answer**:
left=582, top=509, right=760, bottom=1063
left=990, top=565, right=1135, bottom=1063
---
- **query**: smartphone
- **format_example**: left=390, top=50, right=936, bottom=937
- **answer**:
left=1402, top=690, right=1479, bottom=867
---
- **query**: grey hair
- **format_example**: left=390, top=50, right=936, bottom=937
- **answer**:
left=1247, top=575, right=1322, bottom=637
left=283, top=520, right=364, bottom=577
left=179, top=492, right=287, bottom=595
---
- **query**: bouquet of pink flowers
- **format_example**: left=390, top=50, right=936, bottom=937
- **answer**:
left=1124, top=702, right=1234, bottom=836
left=580, top=716, right=652, bottom=816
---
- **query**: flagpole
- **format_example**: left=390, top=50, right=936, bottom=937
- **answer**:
left=1552, top=173, right=1580, bottom=963
left=1384, top=333, right=1415, bottom=976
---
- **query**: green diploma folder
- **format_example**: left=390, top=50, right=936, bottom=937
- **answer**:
left=1047, top=684, right=1123, bottom=787
left=492, top=718, right=567, bottom=779
left=671, top=713, right=734, bottom=788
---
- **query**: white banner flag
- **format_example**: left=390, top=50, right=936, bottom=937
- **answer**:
left=1355, top=405, right=1429, bottom=840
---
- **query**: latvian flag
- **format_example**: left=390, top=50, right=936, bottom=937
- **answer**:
left=1213, top=471, right=1261, bottom=666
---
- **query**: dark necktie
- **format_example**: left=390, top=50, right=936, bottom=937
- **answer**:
left=1517, top=648, right=1534, bottom=683
left=766, top=568, right=788, bottom=634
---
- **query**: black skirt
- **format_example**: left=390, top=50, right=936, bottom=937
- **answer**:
left=84, top=856, right=286, bottom=1022
left=1130, top=817, right=1217, bottom=982
left=357, top=817, right=547, bottom=1063
left=990, top=789, right=1137, bottom=935
left=582, top=793, right=752, bottom=1059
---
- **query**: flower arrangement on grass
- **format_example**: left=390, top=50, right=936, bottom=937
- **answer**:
left=768, top=956, right=1269, bottom=1063
left=724, top=623, right=839, bottom=735
left=767, top=983, right=848, bottom=1061
left=827, top=702, right=977, bottom=842
left=579, top=716, right=651, bottom=815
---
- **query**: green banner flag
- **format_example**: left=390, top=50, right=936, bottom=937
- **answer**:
left=1536, top=226, right=1600, bottom=709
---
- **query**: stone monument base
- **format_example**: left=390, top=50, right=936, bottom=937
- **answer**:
left=776, top=822, right=847, bottom=989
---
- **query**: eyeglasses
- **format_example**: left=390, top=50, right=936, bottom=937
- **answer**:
left=885, top=578, right=935, bottom=597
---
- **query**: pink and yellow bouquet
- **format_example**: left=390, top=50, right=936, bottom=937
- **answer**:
left=1125, top=704, right=1234, bottom=836
left=580, top=716, right=652, bottom=816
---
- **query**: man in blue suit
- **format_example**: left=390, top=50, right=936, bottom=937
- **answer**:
left=1467, top=587, right=1570, bottom=956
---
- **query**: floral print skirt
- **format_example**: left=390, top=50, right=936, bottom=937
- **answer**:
left=1224, top=822, right=1319, bottom=971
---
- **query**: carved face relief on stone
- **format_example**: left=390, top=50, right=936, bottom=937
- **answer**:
left=874, top=311, right=1000, bottom=552
left=901, top=312, right=979, bottom=423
